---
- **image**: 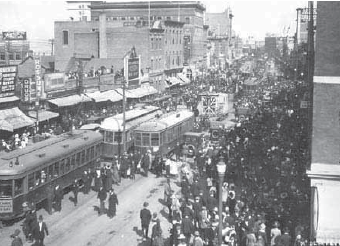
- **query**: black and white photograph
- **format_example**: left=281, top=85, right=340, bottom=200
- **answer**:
left=0, top=0, right=334, bottom=245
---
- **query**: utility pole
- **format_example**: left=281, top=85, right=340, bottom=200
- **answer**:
left=122, top=78, right=126, bottom=153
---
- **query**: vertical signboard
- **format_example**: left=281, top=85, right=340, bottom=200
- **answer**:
left=22, top=78, right=31, bottom=102
left=0, top=65, right=17, bottom=97
left=124, top=47, right=140, bottom=86
left=34, top=56, right=41, bottom=105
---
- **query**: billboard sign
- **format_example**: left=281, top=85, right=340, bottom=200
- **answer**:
left=34, top=56, right=42, bottom=99
left=0, top=65, right=17, bottom=97
left=124, top=47, right=140, bottom=86
left=2, top=31, right=27, bottom=40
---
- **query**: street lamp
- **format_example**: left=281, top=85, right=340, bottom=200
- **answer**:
left=217, top=156, right=226, bottom=246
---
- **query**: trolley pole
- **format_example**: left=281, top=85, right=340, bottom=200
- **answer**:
left=122, top=79, right=126, bottom=153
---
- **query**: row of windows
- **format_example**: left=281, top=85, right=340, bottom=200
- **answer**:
left=134, top=118, right=193, bottom=147
left=151, top=37, right=163, bottom=50
left=100, top=16, right=191, bottom=23
left=0, top=144, right=101, bottom=198
left=0, top=53, right=22, bottom=61
left=151, top=57, right=162, bottom=71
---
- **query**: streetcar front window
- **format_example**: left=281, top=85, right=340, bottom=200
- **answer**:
left=142, top=133, right=150, bottom=146
left=105, top=131, right=113, bottom=143
left=14, top=178, right=24, bottom=196
left=0, top=180, right=12, bottom=197
left=135, top=132, right=141, bottom=146
left=114, top=132, right=122, bottom=143
left=151, top=133, right=159, bottom=146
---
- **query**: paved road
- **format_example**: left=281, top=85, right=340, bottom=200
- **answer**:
left=2, top=173, right=182, bottom=246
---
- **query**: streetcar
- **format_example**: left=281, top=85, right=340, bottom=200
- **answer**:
left=133, top=109, right=195, bottom=157
left=0, top=130, right=102, bottom=222
left=100, top=105, right=162, bottom=158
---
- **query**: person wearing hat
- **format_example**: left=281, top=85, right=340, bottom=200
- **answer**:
left=97, top=186, right=107, bottom=216
left=108, top=188, right=119, bottom=218
left=10, top=229, right=23, bottom=246
left=270, top=221, right=281, bottom=246
left=151, top=218, right=164, bottom=246
left=181, top=214, right=194, bottom=245
left=72, top=179, right=80, bottom=206
left=193, top=230, right=204, bottom=246
left=140, top=202, right=152, bottom=240
left=198, top=206, right=209, bottom=241
left=54, top=184, right=63, bottom=212
left=32, top=215, right=49, bottom=246
left=178, top=234, right=187, bottom=246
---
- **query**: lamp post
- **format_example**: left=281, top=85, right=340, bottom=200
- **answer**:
left=217, top=157, right=226, bottom=246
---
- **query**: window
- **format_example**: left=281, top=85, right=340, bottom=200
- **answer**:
left=90, top=146, right=94, bottom=159
left=28, top=173, right=35, bottom=190
left=70, top=155, right=76, bottom=170
left=63, top=30, right=68, bottom=45
left=9, top=53, right=14, bottom=60
left=76, top=152, right=81, bottom=166
left=41, top=168, right=47, bottom=184
left=60, top=160, right=65, bottom=175
left=142, top=133, right=150, bottom=146
left=157, top=16, right=162, bottom=20
left=0, top=180, right=12, bottom=197
left=105, top=131, right=113, bottom=143
left=14, top=178, right=24, bottom=196
left=65, top=158, right=70, bottom=172
left=151, top=38, right=154, bottom=49
left=151, top=59, right=154, bottom=70
left=53, top=162, right=59, bottom=178
left=121, top=17, right=126, bottom=20
left=0, top=53, right=5, bottom=60
left=15, top=54, right=21, bottom=60
left=112, top=17, right=118, bottom=21
left=81, top=150, right=86, bottom=164
left=167, top=16, right=171, bottom=20
left=114, top=132, right=122, bottom=143
left=151, top=133, right=159, bottom=146
left=48, top=165, right=53, bottom=180
left=135, top=132, right=141, bottom=146
left=130, top=17, right=135, bottom=20
left=185, top=17, right=190, bottom=24
left=35, top=171, right=41, bottom=186
left=86, top=149, right=90, bottom=161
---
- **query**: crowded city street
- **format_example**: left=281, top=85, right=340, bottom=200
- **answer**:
left=3, top=1, right=340, bottom=246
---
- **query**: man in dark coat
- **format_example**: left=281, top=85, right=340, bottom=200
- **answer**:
left=32, top=215, right=49, bottom=246
left=108, top=188, right=119, bottom=218
left=10, top=229, right=23, bottom=246
left=72, top=179, right=80, bottom=206
left=140, top=202, right=152, bottom=240
left=182, top=214, right=194, bottom=245
left=46, top=184, right=54, bottom=215
left=97, top=186, right=107, bottom=216
left=82, top=170, right=91, bottom=194
left=54, top=185, right=63, bottom=212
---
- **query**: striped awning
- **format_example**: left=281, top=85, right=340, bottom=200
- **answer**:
left=0, top=107, right=34, bottom=130
left=28, top=110, right=59, bottom=122
left=85, top=90, right=123, bottom=103
left=48, top=94, right=92, bottom=107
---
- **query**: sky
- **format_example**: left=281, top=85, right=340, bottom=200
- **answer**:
left=0, top=0, right=308, bottom=53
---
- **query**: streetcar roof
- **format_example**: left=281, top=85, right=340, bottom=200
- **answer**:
left=135, top=109, right=194, bottom=132
left=0, top=130, right=102, bottom=176
left=100, top=105, right=160, bottom=130
left=183, top=132, right=205, bottom=137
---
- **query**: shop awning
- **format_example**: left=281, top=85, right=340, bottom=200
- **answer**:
left=0, top=107, right=34, bottom=130
left=48, top=94, right=92, bottom=107
left=115, top=86, right=158, bottom=99
left=28, top=110, right=59, bottom=122
left=177, top=74, right=191, bottom=85
left=85, top=90, right=123, bottom=103
left=165, top=77, right=181, bottom=88
left=0, top=96, right=20, bottom=103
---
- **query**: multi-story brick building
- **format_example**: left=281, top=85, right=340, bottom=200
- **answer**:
left=0, top=31, right=30, bottom=66
left=89, top=1, right=206, bottom=66
left=307, top=2, right=340, bottom=244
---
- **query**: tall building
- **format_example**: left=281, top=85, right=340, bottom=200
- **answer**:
left=307, top=2, right=340, bottom=244
left=0, top=31, right=30, bottom=66
left=89, top=1, right=206, bottom=65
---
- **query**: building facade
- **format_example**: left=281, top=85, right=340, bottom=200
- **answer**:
left=307, top=2, right=340, bottom=244
left=0, top=31, right=30, bottom=66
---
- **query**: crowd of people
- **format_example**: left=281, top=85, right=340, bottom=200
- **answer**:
left=7, top=56, right=312, bottom=246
